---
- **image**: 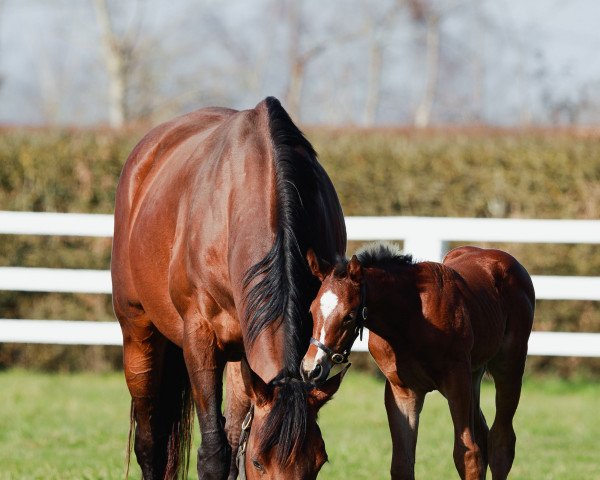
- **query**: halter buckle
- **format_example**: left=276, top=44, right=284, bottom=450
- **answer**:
left=241, top=409, right=253, bottom=431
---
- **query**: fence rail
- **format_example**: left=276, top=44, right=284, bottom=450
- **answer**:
left=1, top=211, right=599, bottom=356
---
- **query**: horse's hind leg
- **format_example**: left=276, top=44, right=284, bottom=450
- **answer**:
left=384, top=380, right=425, bottom=480
left=472, top=367, right=490, bottom=475
left=121, top=317, right=192, bottom=480
left=487, top=346, right=527, bottom=480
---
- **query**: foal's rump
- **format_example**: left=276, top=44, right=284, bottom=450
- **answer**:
left=443, top=246, right=535, bottom=366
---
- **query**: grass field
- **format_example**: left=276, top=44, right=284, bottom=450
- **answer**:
left=0, top=369, right=598, bottom=480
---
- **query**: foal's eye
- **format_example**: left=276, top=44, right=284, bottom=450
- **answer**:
left=252, top=459, right=264, bottom=472
left=343, top=312, right=356, bottom=323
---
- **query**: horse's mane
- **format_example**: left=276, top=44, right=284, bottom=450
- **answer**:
left=353, top=242, right=414, bottom=272
left=258, top=375, right=312, bottom=465
left=243, top=96, right=322, bottom=375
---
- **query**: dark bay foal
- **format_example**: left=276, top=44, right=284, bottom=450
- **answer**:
left=301, top=244, right=534, bottom=480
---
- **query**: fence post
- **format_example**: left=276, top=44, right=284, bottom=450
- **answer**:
left=403, top=237, right=447, bottom=262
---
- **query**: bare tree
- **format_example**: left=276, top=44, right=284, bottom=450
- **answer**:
left=93, top=0, right=136, bottom=127
left=0, top=0, right=5, bottom=92
left=284, top=1, right=327, bottom=120
left=362, top=0, right=405, bottom=126
left=410, top=0, right=439, bottom=127
left=411, top=0, right=474, bottom=127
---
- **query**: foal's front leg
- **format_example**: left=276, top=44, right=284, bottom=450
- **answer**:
left=183, top=318, right=230, bottom=480
left=440, top=365, right=485, bottom=480
left=384, top=380, right=425, bottom=480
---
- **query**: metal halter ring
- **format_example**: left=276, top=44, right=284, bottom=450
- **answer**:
left=330, top=352, right=346, bottom=364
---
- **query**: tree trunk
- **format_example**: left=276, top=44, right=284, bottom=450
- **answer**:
left=363, top=25, right=383, bottom=126
left=284, top=1, right=303, bottom=120
left=414, top=13, right=440, bottom=128
left=93, top=0, right=126, bottom=128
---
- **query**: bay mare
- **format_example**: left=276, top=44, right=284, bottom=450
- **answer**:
left=111, top=97, right=346, bottom=479
left=301, top=244, right=534, bottom=480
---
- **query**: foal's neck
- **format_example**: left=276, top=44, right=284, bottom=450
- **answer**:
left=363, top=264, right=419, bottom=330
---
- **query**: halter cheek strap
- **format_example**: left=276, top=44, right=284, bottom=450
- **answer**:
left=236, top=406, right=254, bottom=480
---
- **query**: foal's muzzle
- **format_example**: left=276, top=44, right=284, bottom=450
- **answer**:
left=300, top=357, right=331, bottom=386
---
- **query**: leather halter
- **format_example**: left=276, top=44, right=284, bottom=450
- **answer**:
left=236, top=406, right=254, bottom=480
left=309, top=280, right=367, bottom=365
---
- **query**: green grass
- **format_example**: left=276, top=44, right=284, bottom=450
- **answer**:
left=0, top=370, right=598, bottom=479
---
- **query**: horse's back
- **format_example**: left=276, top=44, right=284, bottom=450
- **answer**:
left=111, top=105, right=268, bottom=341
left=444, top=246, right=534, bottom=306
left=113, top=107, right=237, bottom=233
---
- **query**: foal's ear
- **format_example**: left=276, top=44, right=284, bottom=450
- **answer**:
left=240, top=356, right=272, bottom=405
left=306, top=248, right=332, bottom=282
left=347, top=255, right=363, bottom=283
left=309, top=363, right=351, bottom=410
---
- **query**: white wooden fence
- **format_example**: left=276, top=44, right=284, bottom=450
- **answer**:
left=1, top=211, right=599, bottom=356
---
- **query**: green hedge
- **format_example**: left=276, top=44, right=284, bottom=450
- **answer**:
left=0, top=127, right=598, bottom=375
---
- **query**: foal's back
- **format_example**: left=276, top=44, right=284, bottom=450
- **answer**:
left=441, top=246, right=535, bottom=368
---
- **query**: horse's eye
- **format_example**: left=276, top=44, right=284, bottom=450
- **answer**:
left=343, top=312, right=355, bottom=323
left=252, top=458, right=264, bottom=471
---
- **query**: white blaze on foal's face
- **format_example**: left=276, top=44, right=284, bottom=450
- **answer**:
left=319, top=290, right=339, bottom=320
left=314, top=290, right=339, bottom=363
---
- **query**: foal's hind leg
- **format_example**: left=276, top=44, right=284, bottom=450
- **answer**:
left=472, top=367, right=490, bottom=475
left=384, top=380, right=425, bottom=480
left=487, top=348, right=527, bottom=480
left=440, top=363, right=485, bottom=480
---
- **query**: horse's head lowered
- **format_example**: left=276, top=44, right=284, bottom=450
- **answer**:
left=301, top=250, right=366, bottom=386
left=238, top=357, right=348, bottom=479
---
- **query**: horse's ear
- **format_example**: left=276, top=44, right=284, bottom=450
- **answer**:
left=240, top=356, right=272, bottom=405
left=306, top=248, right=332, bottom=282
left=347, top=255, right=363, bottom=283
left=309, top=363, right=351, bottom=410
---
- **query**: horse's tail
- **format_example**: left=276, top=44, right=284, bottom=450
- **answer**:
left=165, top=371, right=194, bottom=480
left=125, top=400, right=134, bottom=479
left=124, top=344, right=195, bottom=480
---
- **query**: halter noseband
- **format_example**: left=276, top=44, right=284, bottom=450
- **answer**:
left=310, top=280, right=368, bottom=366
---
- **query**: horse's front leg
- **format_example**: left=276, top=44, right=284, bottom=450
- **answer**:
left=183, top=318, right=230, bottom=480
left=440, top=364, right=485, bottom=480
left=384, top=379, right=425, bottom=480
left=224, top=361, right=251, bottom=480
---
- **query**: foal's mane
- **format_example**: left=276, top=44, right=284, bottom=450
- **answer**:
left=335, top=242, right=414, bottom=276
left=357, top=242, right=414, bottom=270
left=243, top=96, right=322, bottom=375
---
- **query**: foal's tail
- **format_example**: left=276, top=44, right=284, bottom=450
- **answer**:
left=125, top=344, right=195, bottom=480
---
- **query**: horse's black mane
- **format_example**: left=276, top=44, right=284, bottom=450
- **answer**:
left=241, top=97, right=345, bottom=464
left=258, top=374, right=312, bottom=465
left=243, top=96, right=323, bottom=375
left=335, top=242, right=414, bottom=276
